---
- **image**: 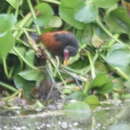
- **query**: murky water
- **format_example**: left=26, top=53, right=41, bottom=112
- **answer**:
left=0, top=100, right=130, bottom=130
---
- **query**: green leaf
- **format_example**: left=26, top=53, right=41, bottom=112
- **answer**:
left=84, top=95, right=100, bottom=105
left=14, top=75, right=34, bottom=96
left=99, top=82, right=113, bottom=94
left=91, top=73, right=113, bottom=94
left=25, top=50, right=35, bottom=66
left=0, top=14, right=16, bottom=58
left=105, top=43, right=130, bottom=68
left=0, top=14, right=16, bottom=33
left=14, top=75, right=26, bottom=89
left=92, top=0, right=119, bottom=8
left=91, top=73, right=110, bottom=87
left=64, top=101, right=91, bottom=120
left=76, top=25, right=93, bottom=47
left=75, top=3, right=98, bottom=23
left=36, top=3, right=53, bottom=16
left=67, top=91, right=84, bottom=100
left=0, top=31, right=15, bottom=58
left=18, top=70, right=43, bottom=81
left=35, top=3, right=54, bottom=27
left=6, top=0, right=22, bottom=9
left=104, top=7, right=130, bottom=34
left=59, top=0, right=85, bottom=29
left=47, top=16, right=63, bottom=28
left=10, top=46, right=26, bottom=67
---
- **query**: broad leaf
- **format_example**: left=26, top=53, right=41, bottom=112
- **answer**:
left=0, top=31, right=15, bottom=58
left=47, top=16, right=63, bottom=28
left=92, top=0, right=119, bottom=8
left=0, top=14, right=16, bottom=33
left=25, top=50, right=35, bottom=66
left=84, top=95, right=100, bottom=105
left=18, top=70, right=43, bottom=81
left=59, top=0, right=85, bottom=29
left=0, top=14, right=16, bottom=58
left=104, top=7, right=130, bottom=34
left=75, top=3, right=98, bottom=23
left=14, top=75, right=34, bottom=96
left=91, top=73, right=110, bottom=87
left=105, top=43, right=130, bottom=68
left=35, top=3, right=54, bottom=27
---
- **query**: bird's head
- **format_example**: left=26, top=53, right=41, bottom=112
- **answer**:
left=63, top=45, right=78, bottom=65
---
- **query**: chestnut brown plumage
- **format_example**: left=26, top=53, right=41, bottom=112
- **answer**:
left=40, top=31, right=79, bottom=64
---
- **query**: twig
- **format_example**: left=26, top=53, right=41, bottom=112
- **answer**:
left=61, top=69, right=87, bottom=82
left=24, top=30, right=39, bottom=52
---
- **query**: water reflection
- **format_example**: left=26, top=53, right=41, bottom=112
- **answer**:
left=0, top=101, right=130, bottom=130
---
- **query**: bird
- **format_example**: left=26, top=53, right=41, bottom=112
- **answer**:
left=31, top=31, right=79, bottom=100
left=39, top=31, right=79, bottom=65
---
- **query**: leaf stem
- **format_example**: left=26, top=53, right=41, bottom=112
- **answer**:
left=114, top=67, right=129, bottom=80
left=87, top=51, right=96, bottom=79
left=96, top=17, right=122, bottom=44
left=13, top=47, right=39, bottom=70
left=2, top=89, right=22, bottom=101
left=2, top=58, right=10, bottom=79
left=108, top=34, right=119, bottom=47
left=27, top=0, right=41, bottom=34
left=15, top=0, right=20, bottom=18
left=24, top=30, right=39, bottom=52
left=13, top=12, right=33, bottom=38
left=0, top=81, right=17, bottom=92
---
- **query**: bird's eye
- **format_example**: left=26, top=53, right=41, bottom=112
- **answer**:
left=65, top=46, right=77, bottom=56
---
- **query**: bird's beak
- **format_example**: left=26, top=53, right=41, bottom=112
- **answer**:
left=63, top=57, right=69, bottom=66
left=63, top=49, right=69, bottom=66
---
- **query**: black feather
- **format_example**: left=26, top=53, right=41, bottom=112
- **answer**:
left=54, top=33, right=79, bottom=57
